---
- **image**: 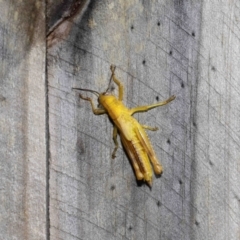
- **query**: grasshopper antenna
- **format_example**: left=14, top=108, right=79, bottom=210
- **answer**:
left=72, top=88, right=100, bottom=97
left=104, top=64, right=116, bottom=94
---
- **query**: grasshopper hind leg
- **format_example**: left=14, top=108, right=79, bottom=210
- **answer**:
left=135, top=128, right=163, bottom=175
left=121, top=133, right=153, bottom=187
left=120, top=135, right=144, bottom=181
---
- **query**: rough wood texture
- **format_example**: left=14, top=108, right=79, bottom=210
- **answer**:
left=48, top=1, right=240, bottom=239
left=1, top=0, right=240, bottom=239
left=193, top=3, right=240, bottom=239
left=0, top=0, right=47, bottom=240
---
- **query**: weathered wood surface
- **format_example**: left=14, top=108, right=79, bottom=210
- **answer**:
left=1, top=0, right=240, bottom=239
left=0, top=0, right=47, bottom=240
left=48, top=1, right=240, bottom=239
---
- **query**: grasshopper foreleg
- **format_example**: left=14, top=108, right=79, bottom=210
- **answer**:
left=79, top=94, right=106, bottom=115
left=110, top=65, right=124, bottom=101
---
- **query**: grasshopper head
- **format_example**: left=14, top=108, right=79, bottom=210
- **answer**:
left=73, top=65, right=117, bottom=109
left=98, top=92, right=116, bottom=108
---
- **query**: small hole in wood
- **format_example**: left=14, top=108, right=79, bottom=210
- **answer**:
left=195, top=221, right=200, bottom=226
left=157, top=201, right=162, bottom=207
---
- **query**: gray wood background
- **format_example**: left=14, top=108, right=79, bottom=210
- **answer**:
left=1, top=1, right=240, bottom=239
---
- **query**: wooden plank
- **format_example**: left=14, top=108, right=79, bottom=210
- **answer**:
left=192, top=2, right=240, bottom=239
left=1, top=0, right=237, bottom=239
left=47, top=1, right=202, bottom=239
left=0, top=1, right=47, bottom=239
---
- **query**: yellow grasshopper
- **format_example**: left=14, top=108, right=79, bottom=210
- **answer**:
left=73, top=65, right=175, bottom=187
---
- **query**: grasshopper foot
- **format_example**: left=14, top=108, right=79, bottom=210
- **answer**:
left=111, top=148, right=118, bottom=159
left=79, top=94, right=90, bottom=101
left=110, top=64, right=116, bottom=73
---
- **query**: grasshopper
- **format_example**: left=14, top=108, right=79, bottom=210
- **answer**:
left=73, top=65, right=175, bottom=187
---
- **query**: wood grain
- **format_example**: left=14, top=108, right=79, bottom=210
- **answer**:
left=0, top=0, right=47, bottom=239
left=1, top=0, right=240, bottom=239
